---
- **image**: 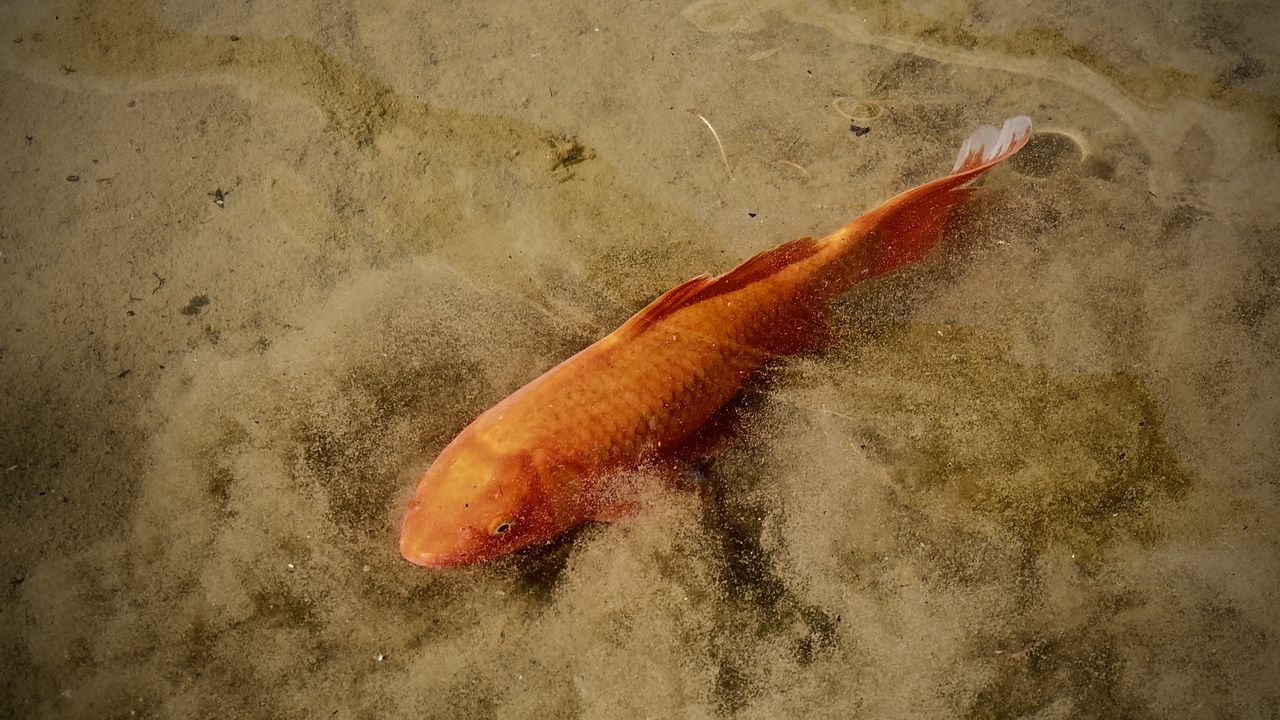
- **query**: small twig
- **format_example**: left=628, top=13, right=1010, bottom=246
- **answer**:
left=776, top=159, right=811, bottom=179
left=688, top=108, right=731, bottom=180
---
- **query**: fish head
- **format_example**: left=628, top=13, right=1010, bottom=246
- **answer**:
left=399, top=434, right=562, bottom=567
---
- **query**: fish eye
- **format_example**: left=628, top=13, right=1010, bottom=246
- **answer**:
left=489, top=519, right=513, bottom=537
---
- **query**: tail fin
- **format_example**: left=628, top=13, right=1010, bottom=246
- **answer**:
left=822, top=116, right=1032, bottom=291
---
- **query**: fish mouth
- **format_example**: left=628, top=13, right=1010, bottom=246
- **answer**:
left=399, top=505, right=481, bottom=568
left=399, top=530, right=468, bottom=568
left=400, top=547, right=448, bottom=568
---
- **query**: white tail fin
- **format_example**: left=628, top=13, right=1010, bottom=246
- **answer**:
left=951, top=116, right=1033, bottom=174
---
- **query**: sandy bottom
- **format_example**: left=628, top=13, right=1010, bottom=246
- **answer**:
left=1, top=0, right=1277, bottom=717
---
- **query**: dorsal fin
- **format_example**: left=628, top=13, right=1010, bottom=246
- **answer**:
left=613, top=236, right=823, bottom=340
left=614, top=273, right=715, bottom=338
left=695, top=236, right=821, bottom=302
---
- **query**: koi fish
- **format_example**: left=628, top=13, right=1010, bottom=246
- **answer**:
left=400, top=116, right=1032, bottom=567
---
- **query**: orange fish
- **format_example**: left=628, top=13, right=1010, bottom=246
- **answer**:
left=400, top=116, right=1032, bottom=567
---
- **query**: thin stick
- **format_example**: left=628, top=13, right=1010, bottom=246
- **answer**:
left=776, top=159, right=811, bottom=179
left=689, top=108, right=731, bottom=180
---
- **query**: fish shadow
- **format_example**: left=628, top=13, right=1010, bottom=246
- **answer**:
left=507, top=524, right=596, bottom=601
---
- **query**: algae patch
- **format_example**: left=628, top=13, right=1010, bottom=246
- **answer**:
left=775, top=324, right=1190, bottom=563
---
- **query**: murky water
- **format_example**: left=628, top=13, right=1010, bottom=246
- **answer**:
left=1, top=1, right=1277, bottom=718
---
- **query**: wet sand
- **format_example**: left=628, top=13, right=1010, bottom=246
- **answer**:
left=1, top=0, right=1277, bottom=717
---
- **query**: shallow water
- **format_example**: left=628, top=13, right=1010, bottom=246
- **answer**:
left=1, top=0, right=1277, bottom=717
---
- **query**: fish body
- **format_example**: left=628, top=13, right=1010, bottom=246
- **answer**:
left=400, top=117, right=1033, bottom=567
